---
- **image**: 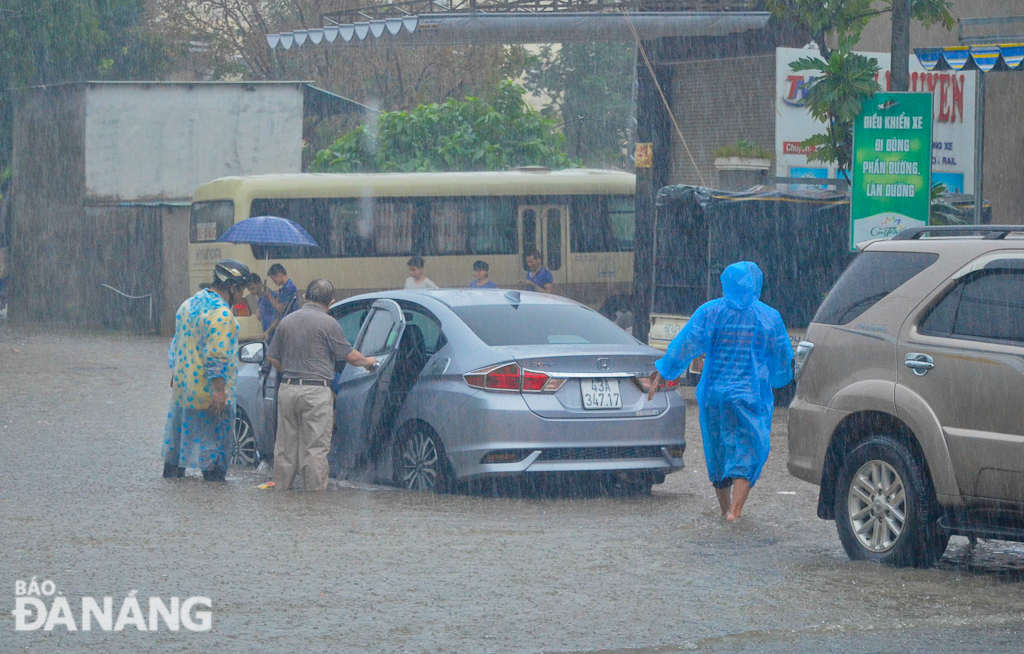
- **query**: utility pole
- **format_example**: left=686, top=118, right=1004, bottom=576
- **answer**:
left=890, top=0, right=911, bottom=90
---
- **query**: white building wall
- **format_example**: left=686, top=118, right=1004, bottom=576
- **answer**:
left=84, top=83, right=304, bottom=201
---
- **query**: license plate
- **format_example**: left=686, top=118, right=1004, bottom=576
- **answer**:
left=581, top=378, right=622, bottom=410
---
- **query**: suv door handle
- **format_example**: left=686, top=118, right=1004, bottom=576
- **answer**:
left=905, top=353, right=934, bottom=376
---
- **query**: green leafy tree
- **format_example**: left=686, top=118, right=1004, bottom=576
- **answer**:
left=311, top=81, right=576, bottom=173
left=764, top=0, right=954, bottom=177
left=522, top=42, right=635, bottom=168
left=0, top=0, right=170, bottom=173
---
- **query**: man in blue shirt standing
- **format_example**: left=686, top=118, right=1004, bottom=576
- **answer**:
left=519, top=250, right=553, bottom=294
left=265, top=263, right=298, bottom=342
left=469, top=260, right=497, bottom=289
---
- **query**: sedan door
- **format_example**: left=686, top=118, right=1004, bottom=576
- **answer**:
left=331, top=299, right=407, bottom=476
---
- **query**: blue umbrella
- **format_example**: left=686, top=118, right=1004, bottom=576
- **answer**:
left=217, top=215, right=319, bottom=248
left=217, top=215, right=319, bottom=277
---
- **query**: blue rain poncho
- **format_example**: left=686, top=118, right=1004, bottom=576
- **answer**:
left=655, top=262, right=794, bottom=486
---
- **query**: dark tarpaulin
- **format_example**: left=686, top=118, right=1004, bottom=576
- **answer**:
left=646, top=185, right=991, bottom=330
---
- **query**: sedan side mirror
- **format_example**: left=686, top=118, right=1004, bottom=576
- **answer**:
left=239, top=341, right=266, bottom=364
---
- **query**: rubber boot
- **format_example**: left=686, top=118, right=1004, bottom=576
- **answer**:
left=202, top=465, right=227, bottom=482
left=162, top=463, right=185, bottom=478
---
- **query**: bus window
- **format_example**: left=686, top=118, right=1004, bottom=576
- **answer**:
left=431, top=200, right=468, bottom=255
left=373, top=201, right=414, bottom=256
left=607, top=196, right=636, bottom=250
left=428, top=197, right=518, bottom=256
left=250, top=198, right=329, bottom=258
left=190, top=201, right=234, bottom=243
left=328, top=199, right=363, bottom=257
left=546, top=207, right=562, bottom=271
left=468, top=198, right=517, bottom=255
left=522, top=208, right=537, bottom=267
left=569, top=195, right=634, bottom=252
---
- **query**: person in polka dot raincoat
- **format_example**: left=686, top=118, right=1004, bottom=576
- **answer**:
left=162, top=260, right=250, bottom=481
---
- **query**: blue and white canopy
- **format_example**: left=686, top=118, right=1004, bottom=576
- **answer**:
left=915, top=44, right=1024, bottom=73
left=267, top=11, right=769, bottom=49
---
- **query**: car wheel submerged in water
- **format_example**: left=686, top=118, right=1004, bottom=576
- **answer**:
left=834, top=437, right=948, bottom=568
left=393, top=423, right=454, bottom=493
left=231, top=409, right=260, bottom=467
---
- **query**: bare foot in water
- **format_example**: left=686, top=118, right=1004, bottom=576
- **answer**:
left=726, top=479, right=751, bottom=522
left=714, top=485, right=732, bottom=518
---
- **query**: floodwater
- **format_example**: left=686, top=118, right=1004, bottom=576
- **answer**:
left=1, top=328, right=1023, bottom=653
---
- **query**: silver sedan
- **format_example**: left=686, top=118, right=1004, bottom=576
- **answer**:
left=232, top=289, right=686, bottom=493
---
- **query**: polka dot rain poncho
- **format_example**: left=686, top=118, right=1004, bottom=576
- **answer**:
left=162, top=289, right=240, bottom=471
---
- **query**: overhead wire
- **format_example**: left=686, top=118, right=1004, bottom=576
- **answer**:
left=621, top=9, right=706, bottom=186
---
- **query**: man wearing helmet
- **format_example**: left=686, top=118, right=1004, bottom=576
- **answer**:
left=162, top=259, right=250, bottom=481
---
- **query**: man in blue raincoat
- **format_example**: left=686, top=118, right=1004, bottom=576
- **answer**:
left=647, top=262, right=793, bottom=521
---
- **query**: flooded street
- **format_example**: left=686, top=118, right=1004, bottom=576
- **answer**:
left=2, top=328, right=1023, bottom=653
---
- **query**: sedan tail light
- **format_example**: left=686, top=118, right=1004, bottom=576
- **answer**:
left=632, top=375, right=680, bottom=393
left=464, top=363, right=566, bottom=393
left=464, top=363, right=522, bottom=391
left=521, top=369, right=567, bottom=393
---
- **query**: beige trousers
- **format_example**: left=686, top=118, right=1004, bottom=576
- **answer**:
left=273, top=384, right=334, bottom=491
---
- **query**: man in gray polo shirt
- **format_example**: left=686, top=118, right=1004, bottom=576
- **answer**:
left=267, top=279, right=377, bottom=491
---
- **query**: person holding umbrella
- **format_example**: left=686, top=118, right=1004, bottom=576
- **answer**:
left=216, top=216, right=320, bottom=342
left=264, top=264, right=298, bottom=342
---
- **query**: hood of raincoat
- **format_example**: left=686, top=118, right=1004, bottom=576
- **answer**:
left=721, top=261, right=763, bottom=311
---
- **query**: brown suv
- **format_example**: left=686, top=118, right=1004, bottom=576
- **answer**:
left=788, top=225, right=1024, bottom=567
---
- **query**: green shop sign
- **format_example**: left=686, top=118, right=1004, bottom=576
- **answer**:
left=850, top=92, right=933, bottom=250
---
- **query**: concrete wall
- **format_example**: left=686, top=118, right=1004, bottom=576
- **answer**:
left=667, top=55, right=776, bottom=186
left=10, top=85, right=87, bottom=324
left=857, top=0, right=1024, bottom=224
left=84, top=83, right=304, bottom=202
left=86, top=205, right=165, bottom=333
left=161, top=205, right=191, bottom=334
left=11, top=82, right=307, bottom=331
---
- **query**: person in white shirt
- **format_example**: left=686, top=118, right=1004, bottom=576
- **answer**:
left=404, top=256, right=439, bottom=289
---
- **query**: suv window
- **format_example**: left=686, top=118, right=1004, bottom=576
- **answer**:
left=813, top=251, right=938, bottom=325
left=920, top=266, right=1024, bottom=344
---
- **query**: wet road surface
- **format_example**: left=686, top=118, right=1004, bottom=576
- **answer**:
left=2, top=328, right=1023, bottom=653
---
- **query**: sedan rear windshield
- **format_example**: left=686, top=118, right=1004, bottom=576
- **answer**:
left=452, top=305, right=637, bottom=346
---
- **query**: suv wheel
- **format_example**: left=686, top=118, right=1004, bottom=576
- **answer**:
left=834, top=436, right=947, bottom=567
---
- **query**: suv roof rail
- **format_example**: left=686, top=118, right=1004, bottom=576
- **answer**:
left=893, top=225, right=1023, bottom=240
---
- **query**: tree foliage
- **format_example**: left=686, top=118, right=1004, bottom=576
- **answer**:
left=311, top=81, right=576, bottom=173
left=764, top=0, right=954, bottom=176
left=789, top=50, right=883, bottom=172
left=154, top=0, right=523, bottom=109
left=0, top=0, right=170, bottom=172
left=765, top=0, right=954, bottom=55
left=522, top=43, right=635, bottom=168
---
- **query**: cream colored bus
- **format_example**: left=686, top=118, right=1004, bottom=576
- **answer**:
left=188, top=169, right=635, bottom=340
